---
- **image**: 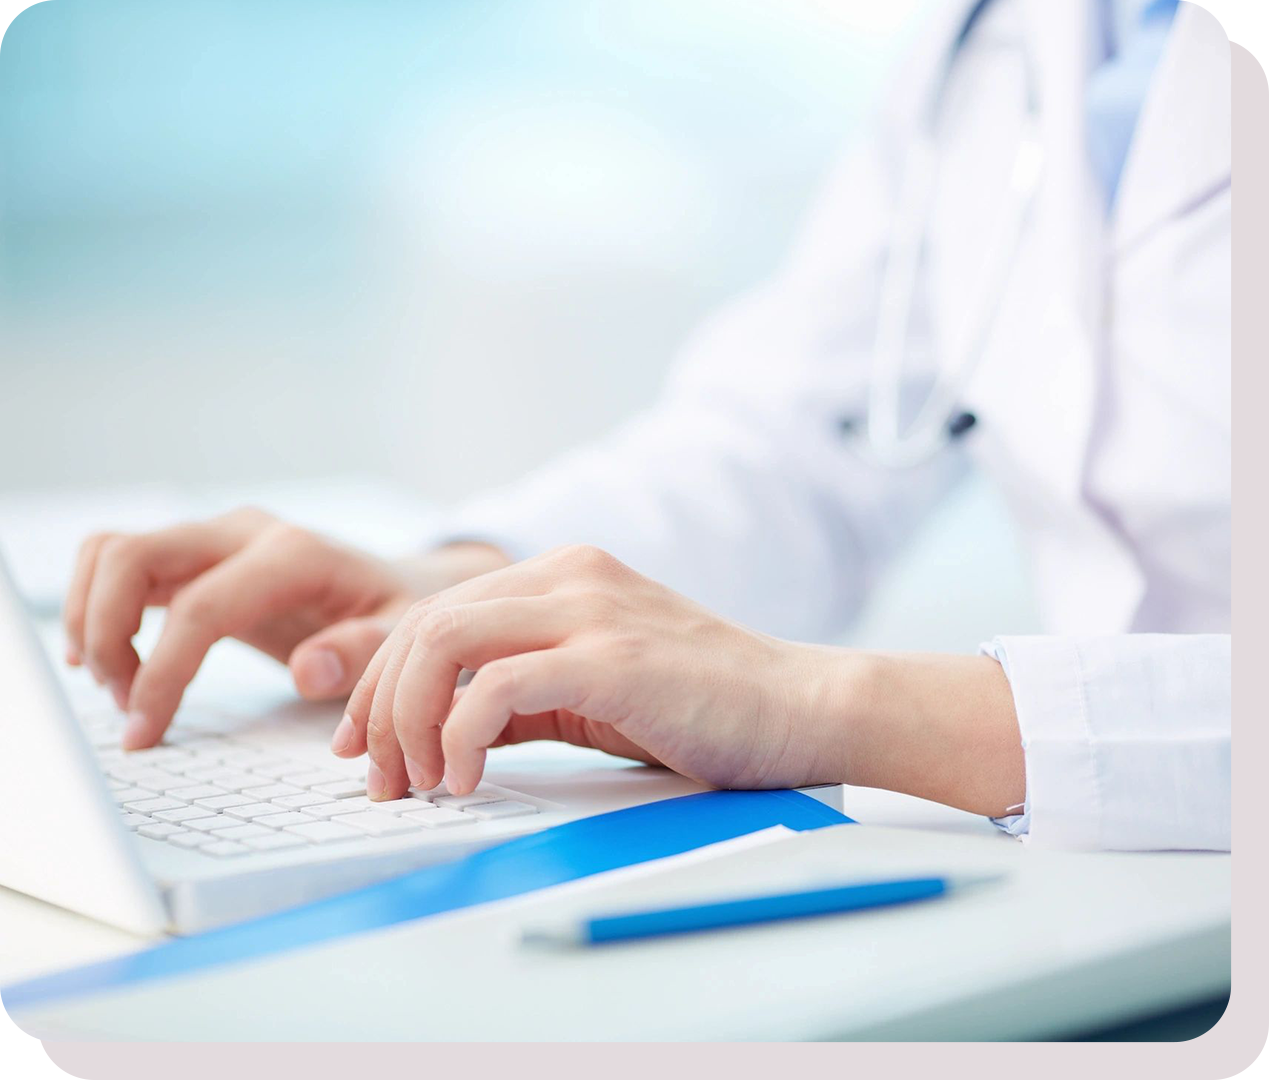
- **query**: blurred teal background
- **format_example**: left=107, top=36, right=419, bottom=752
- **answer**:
left=1, top=0, right=922, bottom=493
left=0, top=0, right=1040, bottom=648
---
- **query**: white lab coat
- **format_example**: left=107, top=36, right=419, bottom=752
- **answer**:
left=444, top=0, right=1231, bottom=851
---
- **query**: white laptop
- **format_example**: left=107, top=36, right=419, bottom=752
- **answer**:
left=0, top=554, right=842, bottom=935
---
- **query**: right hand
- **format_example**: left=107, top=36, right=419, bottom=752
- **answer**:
left=63, top=507, right=509, bottom=750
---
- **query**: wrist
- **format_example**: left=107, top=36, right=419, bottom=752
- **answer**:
left=777, top=643, right=874, bottom=788
left=836, top=650, right=1026, bottom=817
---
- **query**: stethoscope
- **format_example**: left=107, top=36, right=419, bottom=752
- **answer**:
left=849, top=0, right=1045, bottom=469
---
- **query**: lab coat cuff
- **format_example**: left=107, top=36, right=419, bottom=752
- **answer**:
left=980, top=636, right=1102, bottom=849
left=981, top=639, right=1032, bottom=840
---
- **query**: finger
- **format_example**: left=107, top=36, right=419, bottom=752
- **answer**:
left=491, top=711, right=659, bottom=764
left=64, top=533, right=114, bottom=667
left=331, top=628, right=398, bottom=760
left=82, top=538, right=149, bottom=706
left=123, top=544, right=309, bottom=749
left=442, top=648, right=593, bottom=794
left=333, top=560, right=553, bottom=774
left=363, top=626, right=419, bottom=799
left=288, top=615, right=395, bottom=700
left=80, top=521, right=249, bottom=701
left=401, top=724, right=444, bottom=792
left=404, top=682, right=468, bottom=786
left=369, top=592, right=576, bottom=796
left=391, top=598, right=571, bottom=790
left=487, top=710, right=562, bottom=747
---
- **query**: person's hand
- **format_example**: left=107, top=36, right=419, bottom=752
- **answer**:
left=332, top=544, right=846, bottom=799
left=64, top=507, right=510, bottom=749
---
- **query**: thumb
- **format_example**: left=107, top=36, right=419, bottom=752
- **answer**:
left=492, top=710, right=662, bottom=766
left=288, top=616, right=394, bottom=700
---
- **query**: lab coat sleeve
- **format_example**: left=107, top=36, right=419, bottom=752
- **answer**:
left=435, top=136, right=968, bottom=642
left=983, top=634, right=1231, bottom=851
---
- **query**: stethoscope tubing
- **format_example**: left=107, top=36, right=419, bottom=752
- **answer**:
left=858, top=3, right=1043, bottom=469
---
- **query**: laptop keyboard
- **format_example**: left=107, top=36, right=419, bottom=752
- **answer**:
left=85, top=714, right=540, bottom=858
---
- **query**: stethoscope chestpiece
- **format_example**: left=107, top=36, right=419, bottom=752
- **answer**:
left=838, top=409, right=977, bottom=444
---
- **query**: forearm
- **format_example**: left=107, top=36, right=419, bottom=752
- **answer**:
left=805, top=649, right=1025, bottom=818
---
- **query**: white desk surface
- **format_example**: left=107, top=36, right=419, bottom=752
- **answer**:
left=2, top=624, right=1232, bottom=1041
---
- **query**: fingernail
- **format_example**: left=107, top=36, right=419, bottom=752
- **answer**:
left=65, top=647, right=81, bottom=667
left=443, top=769, right=460, bottom=796
left=121, top=712, right=149, bottom=751
left=300, top=648, right=344, bottom=695
left=405, top=756, right=425, bottom=788
left=106, top=678, right=128, bottom=710
left=366, top=762, right=386, bottom=800
left=330, top=714, right=354, bottom=754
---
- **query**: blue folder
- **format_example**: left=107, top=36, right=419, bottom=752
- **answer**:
left=4, top=789, right=851, bottom=1011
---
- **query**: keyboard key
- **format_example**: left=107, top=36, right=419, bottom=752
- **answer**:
left=193, top=793, right=252, bottom=810
left=202, top=840, right=250, bottom=857
left=270, top=792, right=334, bottom=810
left=106, top=778, right=128, bottom=791
left=283, top=821, right=363, bottom=844
left=183, top=816, right=232, bottom=832
left=210, top=773, right=270, bottom=792
left=184, top=765, right=239, bottom=782
left=167, top=784, right=227, bottom=801
left=250, top=760, right=314, bottom=779
left=400, top=808, right=475, bottom=828
left=163, top=733, right=226, bottom=750
left=130, top=748, right=192, bottom=768
left=331, top=796, right=376, bottom=812
left=465, top=801, right=538, bottom=820
left=221, top=802, right=284, bottom=821
left=123, top=796, right=186, bottom=814
left=128, top=771, right=191, bottom=792
left=219, top=750, right=279, bottom=768
left=281, top=769, right=345, bottom=788
left=245, top=758, right=301, bottom=775
left=254, top=811, right=319, bottom=829
left=311, top=779, right=366, bottom=799
left=213, top=823, right=273, bottom=841
left=112, top=787, right=154, bottom=805
left=336, top=812, right=422, bottom=837
left=245, top=832, right=308, bottom=851
left=432, top=793, right=499, bottom=810
left=119, top=813, right=156, bottom=828
left=371, top=797, right=435, bottom=814
left=137, top=823, right=187, bottom=840
left=241, top=783, right=303, bottom=800
left=154, top=806, right=205, bottom=824
left=168, top=831, right=215, bottom=848
left=300, top=801, right=367, bottom=819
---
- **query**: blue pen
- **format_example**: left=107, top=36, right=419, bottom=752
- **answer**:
left=522, top=874, right=1001, bottom=947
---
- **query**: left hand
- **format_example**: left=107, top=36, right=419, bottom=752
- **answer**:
left=331, top=544, right=845, bottom=800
